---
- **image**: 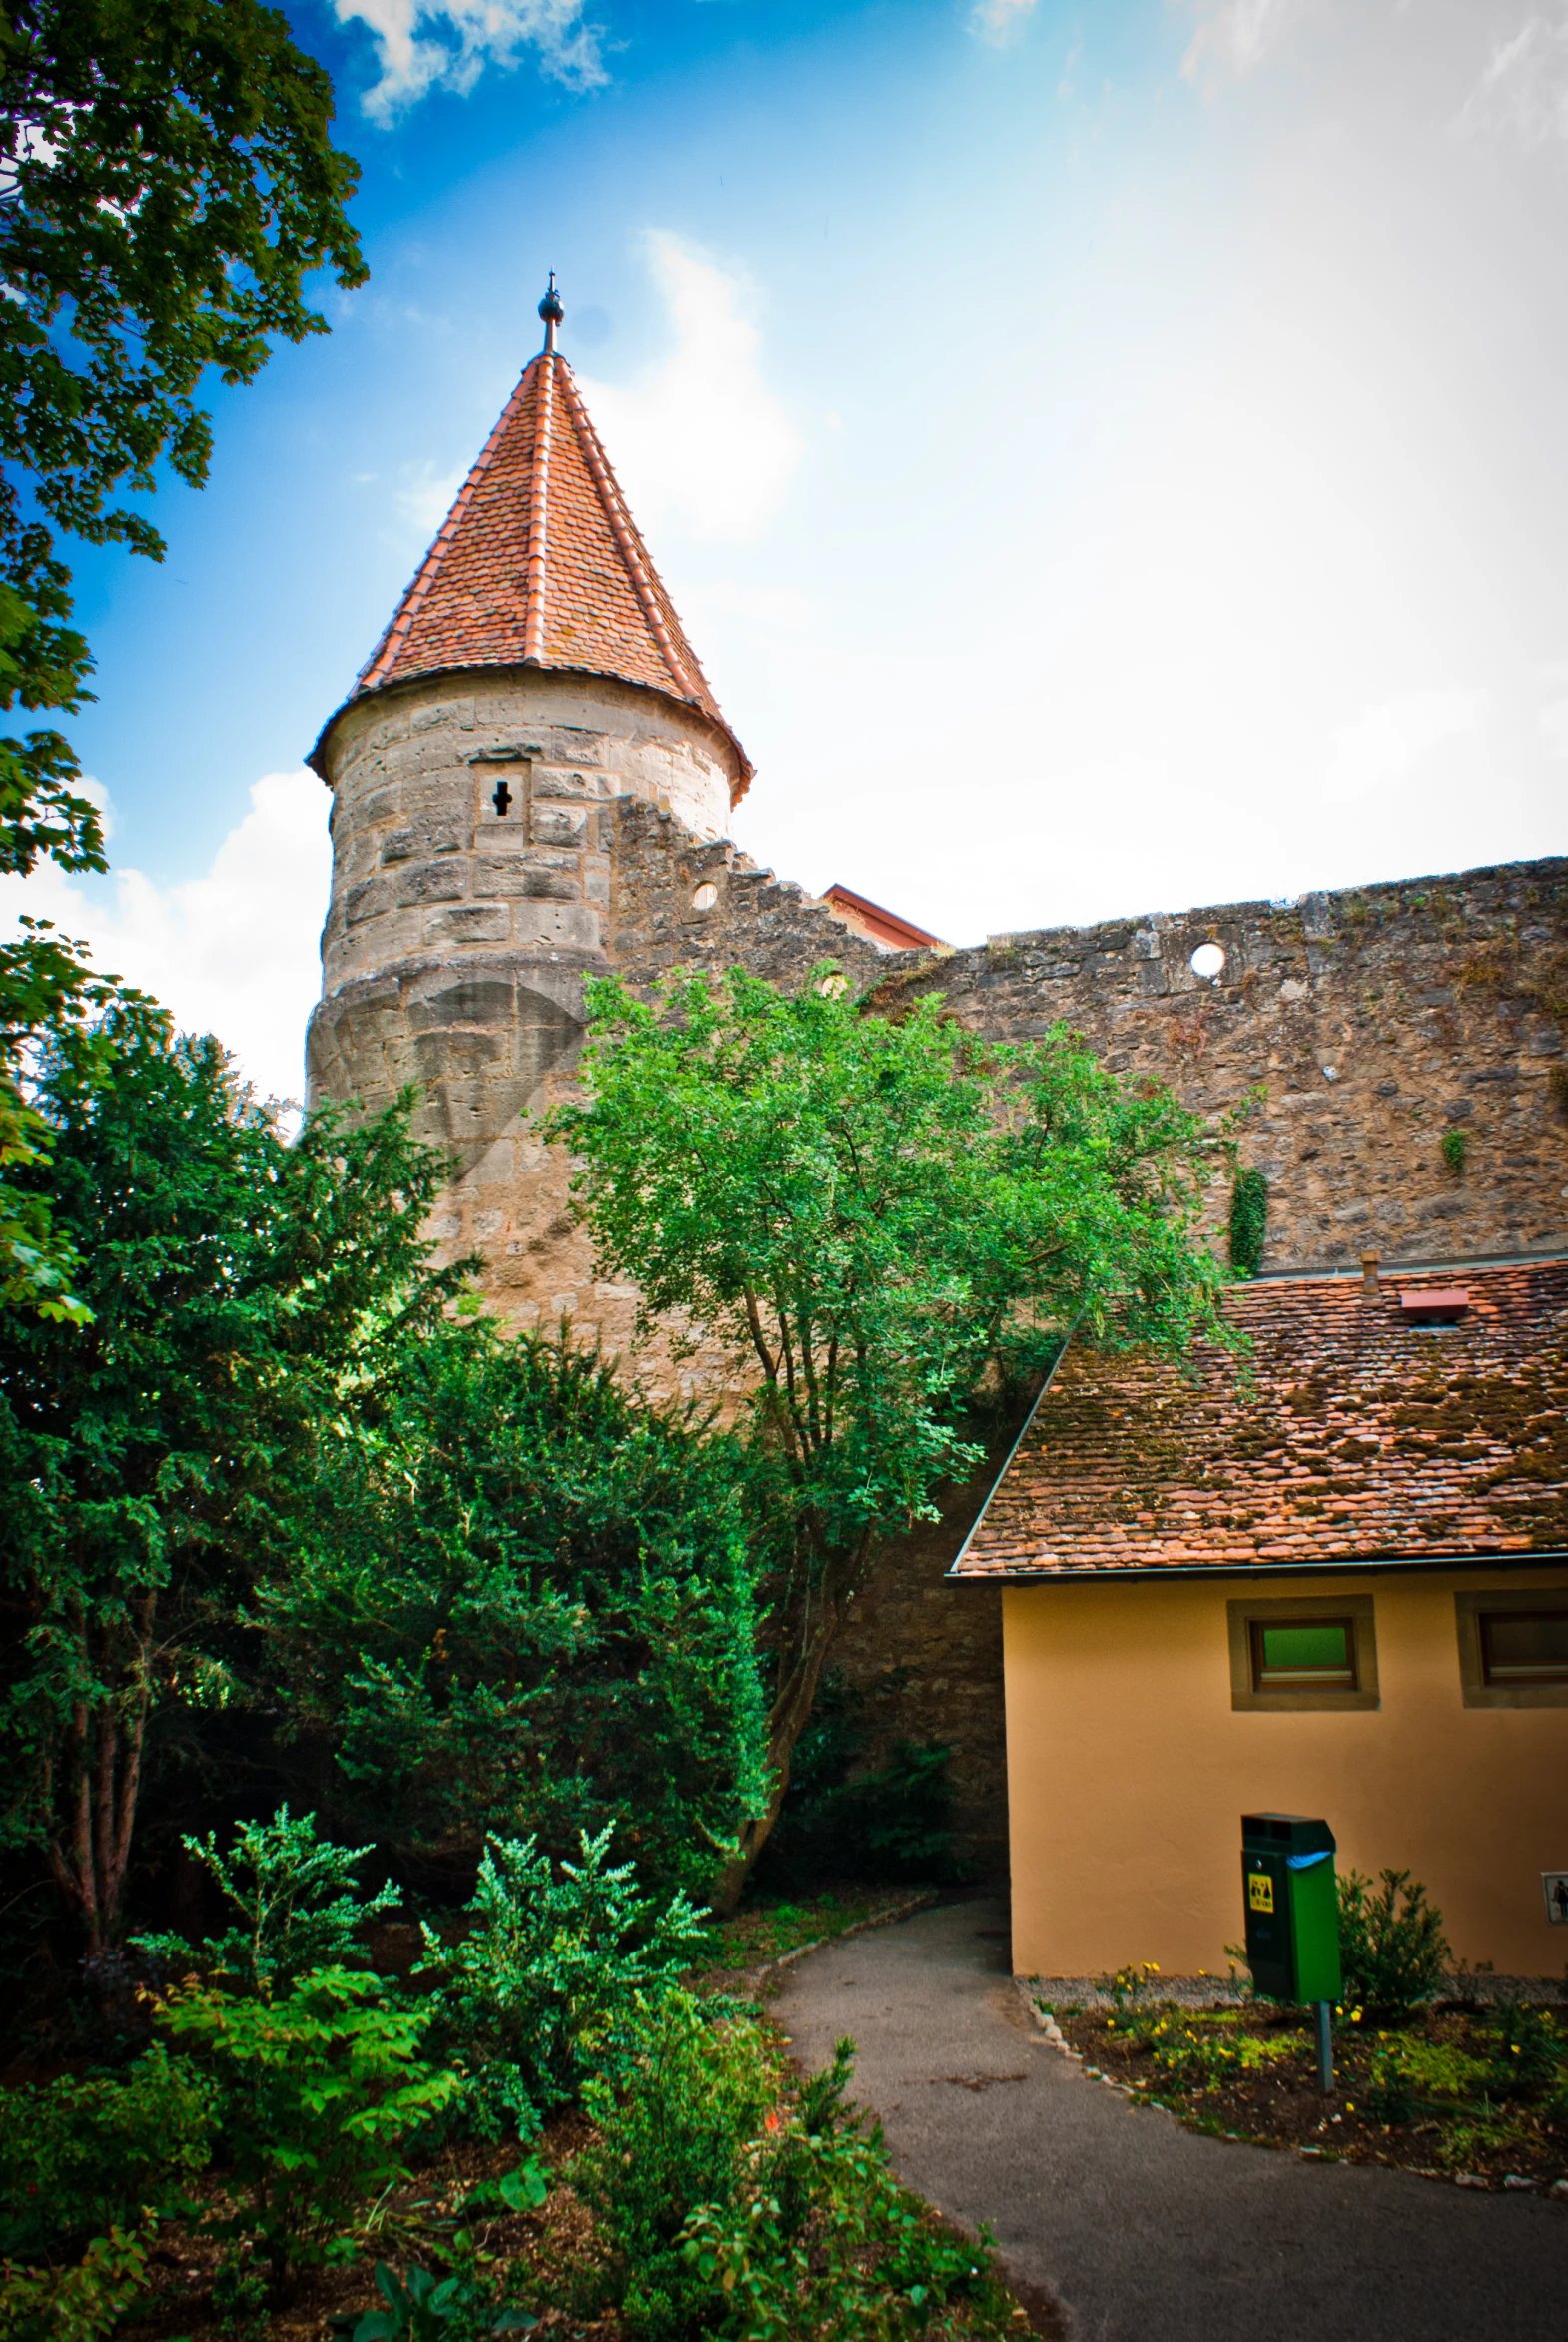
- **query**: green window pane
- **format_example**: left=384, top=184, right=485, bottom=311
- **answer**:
left=1256, top=1622, right=1355, bottom=1685
left=1482, top=1613, right=1568, bottom=1683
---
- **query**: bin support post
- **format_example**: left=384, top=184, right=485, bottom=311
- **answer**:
left=1315, top=2000, right=1333, bottom=2093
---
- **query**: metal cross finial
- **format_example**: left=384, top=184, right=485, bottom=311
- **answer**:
left=538, top=270, right=564, bottom=354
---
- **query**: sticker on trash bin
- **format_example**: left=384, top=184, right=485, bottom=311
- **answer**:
left=1248, top=1871, right=1274, bottom=1914
left=1543, top=1873, right=1568, bottom=1926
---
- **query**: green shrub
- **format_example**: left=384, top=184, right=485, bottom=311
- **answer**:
left=1336, top=1869, right=1450, bottom=2015
left=414, top=1829, right=709, bottom=2139
left=1441, top=1127, right=1467, bottom=1176
left=1227, top=1168, right=1268, bottom=1276
left=0, top=2220, right=154, bottom=2342
left=0, top=2044, right=216, bottom=2258
left=156, top=1964, right=460, bottom=2295
left=574, top=1991, right=779, bottom=2339
left=579, top=1996, right=1014, bottom=2340
left=1485, top=2000, right=1566, bottom=2100
left=136, top=1806, right=400, bottom=1992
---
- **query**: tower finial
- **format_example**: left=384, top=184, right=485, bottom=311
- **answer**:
left=538, top=270, right=564, bottom=355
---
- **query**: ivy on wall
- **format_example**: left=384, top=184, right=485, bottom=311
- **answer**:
left=1228, top=1167, right=1268, bottom=1277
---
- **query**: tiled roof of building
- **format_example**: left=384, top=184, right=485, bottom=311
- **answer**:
left=824, top=883, right=948, bottom=953
left=313, top=350, right=750, bottom=795
left=952, top=1258, right=1568, bottom=1577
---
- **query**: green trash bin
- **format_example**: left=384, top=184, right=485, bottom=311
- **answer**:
left=1241, top=1813, right=1342, bottom=2005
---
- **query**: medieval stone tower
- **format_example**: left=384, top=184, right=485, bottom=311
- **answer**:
left=305, top=283, right=778, bottom=1353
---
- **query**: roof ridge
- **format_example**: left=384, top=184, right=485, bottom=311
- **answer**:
left=554, top=360, right=701, bottom=703
left=357, top=362, right=539, bottom=698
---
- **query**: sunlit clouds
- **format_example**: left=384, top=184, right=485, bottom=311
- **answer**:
left=332, top=0, right=607, bottom=121
left=1, top=773, right=331, bottom=1105
left=580, top=235, right=802, bottom=545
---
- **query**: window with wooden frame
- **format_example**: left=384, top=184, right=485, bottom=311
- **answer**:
left=1226, top=1593, right=1379, bottom=1712
left=1455, top=1588, right=1568, bottom=1710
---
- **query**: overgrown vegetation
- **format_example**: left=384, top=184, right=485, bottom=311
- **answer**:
left=550, top=965, right=1234, bottom=1897
left=1226, top=1166, right=1268, bottom=1276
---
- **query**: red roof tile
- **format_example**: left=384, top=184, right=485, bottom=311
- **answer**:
left=312, top=353, right=750, bottom=795
left=952, top=1259, right=1568, bottom=1577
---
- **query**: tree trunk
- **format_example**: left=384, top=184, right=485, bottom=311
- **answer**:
left=43, top=1596, right=154, bottom=1953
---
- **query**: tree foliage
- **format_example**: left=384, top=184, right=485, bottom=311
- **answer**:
left=550, top=968, right=1233, bottom=1893
left=0, top=0, right=364, bottom=1314
left=0, top=1006, right=462, bottom=1952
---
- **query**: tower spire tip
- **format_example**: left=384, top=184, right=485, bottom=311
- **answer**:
left=538, top=270, right=564, bottom=353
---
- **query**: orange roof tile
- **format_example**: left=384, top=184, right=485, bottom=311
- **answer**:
left=952, top=1259, right=1568, bottom=1577
left=312, top=351, right=750, bottom=795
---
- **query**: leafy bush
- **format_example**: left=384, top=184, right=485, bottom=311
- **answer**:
left=265, top=1326, right=769, bottom=1903
left=1336, top=1869, right=1450, bottom=2015
left=156, top=1964, right=460, bottom=2295
left=1441, top=1127, right=1467, bottom=1176
left=1484, top=2000, right=1566, bottom=2101
left=578, top=1996, right=1015, bottom=2341
left=136, top=1806, right=399, bottom=1991
left=1227, top=1168, right=1268, bottom=1276
left=0, top=2220, right=154, bottom=2342
left=414, top=1829, right=709, bottom=2139
left=0, top=2044, right=216, bottom=2257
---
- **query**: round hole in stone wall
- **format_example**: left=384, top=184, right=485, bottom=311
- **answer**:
left=1190, top=942, right=1226, bottom=981
left=692, top=882, right=719, bottom=911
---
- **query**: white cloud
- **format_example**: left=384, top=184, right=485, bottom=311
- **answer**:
left=333, top=0, right=607, bottom=123
left=1320, top=689, right=1487, bottom=810
left=1181, top=0, right=1300, bottom=81
left=580, top=234, right=802, bottom=544
left=0, top=771, right=331, bottom=1105
left=395, top=459, right=468, bottom=538
left=1455, top=14, right=1568, bottom=145
left=1538, top=694, right=1568, bottom=757
left=968, top=0, right=1038, bottom=52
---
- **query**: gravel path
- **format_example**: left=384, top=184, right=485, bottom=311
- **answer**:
left=772, top=1895, right=1567, bottom=2342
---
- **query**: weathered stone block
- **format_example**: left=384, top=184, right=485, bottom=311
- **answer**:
left=533, top=802, right=589, bottom=845
left=395, top=862, right=465, bottom=906
left=424, top=905, right=510, bottom=946
left=475, top=856, right=578, bottom=901
left=382, top=822, right=465, bottom=863
left=346, top=877, right=391, bottom=925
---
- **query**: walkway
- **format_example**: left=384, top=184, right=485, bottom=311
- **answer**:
left=772, top=1897, right=1566, bottom=2342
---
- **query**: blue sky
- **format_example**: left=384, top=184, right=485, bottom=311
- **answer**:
left=5, top=0, right=1567, bottom=1096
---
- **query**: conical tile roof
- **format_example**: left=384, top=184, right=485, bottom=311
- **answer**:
left=313, top=350, right=750, bottom=795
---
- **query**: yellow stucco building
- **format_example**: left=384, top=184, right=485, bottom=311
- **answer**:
left=953, top=1257, right=1568, bottom=1980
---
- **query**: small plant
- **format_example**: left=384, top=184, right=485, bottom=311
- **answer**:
left=136, top=1806, right=400, bottom=1992
left=1485, top=2000, right=1565, bottom=2099
left=0, top=2045, right=217, bottom=2259
left=414, top=1827, right=708, bottom=2138
left=1336, top=1869, right=1451, bottom=2015
left=1141, top=2011, right=1296, bottom=2094
left=1440, top=1127, right=1467, bottom=1176
left=0, top=2220, right=154, bottom=2342
left=1549, top=1063, right=1568, bottom=1117
left=348, top=2259, right=537, bottom=2340
left=1227, top=1168, right=1268, bottom=1277
left=155, top=1964, right=460, bottom=2296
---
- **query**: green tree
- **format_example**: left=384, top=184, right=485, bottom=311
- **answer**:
left=0, top=0, right=364, bottom=1312
left=0, top=1004, right=462, bottom=1953
left=266, top=1324, right=769, bottom=1900
left=550, top=968, right=1232, bottom=1901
